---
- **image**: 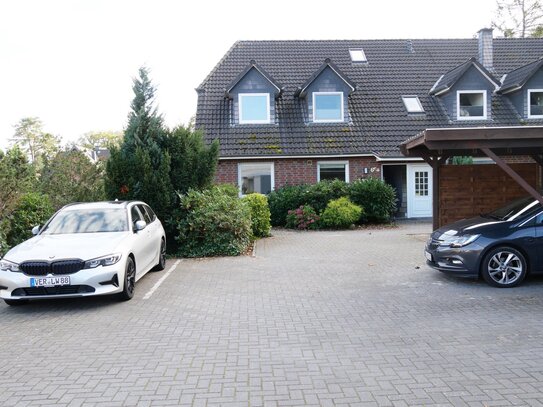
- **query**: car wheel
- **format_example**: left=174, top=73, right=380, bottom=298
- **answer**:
left=4, top=299, right=29, bottom=306
left=153, top=239, right=166, bottom=272
left=481, top=247, right=527, bottom=288
left=118, top=256, right=136, bottom=301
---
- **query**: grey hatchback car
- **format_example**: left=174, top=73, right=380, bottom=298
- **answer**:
left=425, top=196, right=543, bottom=287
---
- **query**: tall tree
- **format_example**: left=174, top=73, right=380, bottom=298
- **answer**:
left=0, top=146, right=36, bottom=216
left=493, top=0, right=543, bottom=37
left=162, top=126, right=219, bottom=194
left=40, top=149, right=106, bottom=209
left=77, top=131, right=123, bottom=151
left=11, top=117, right=61, bottom=162
left=105, top=67, right=172, bottom=218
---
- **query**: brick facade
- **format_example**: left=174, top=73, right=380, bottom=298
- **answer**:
left=215, top=157, right=381, bottom=188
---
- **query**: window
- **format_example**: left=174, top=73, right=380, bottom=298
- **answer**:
left=131, top=206, right=144, bottom=230
left=238, top=163, right=274, bottom=195
left=143, top=205, right=156, bottom=221
left=457, top=91, right=487, bottom=120
left=137, top=204, right=152, bottom=223
left=402, top=96, right=424, bottom=113
left=317, top=161, right=349, bottom=182
left=313, top=92, right=344, bottom=122
left=349, top=49, right=367, bottom=63
left=239, top=93, right=270, bottom=124
left=528, top=89, right=543, bottom=118
left=414, top=171, right=429, bottom=196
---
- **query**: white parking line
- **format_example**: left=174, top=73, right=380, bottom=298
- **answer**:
left=143, top=259, right=181, bottom=300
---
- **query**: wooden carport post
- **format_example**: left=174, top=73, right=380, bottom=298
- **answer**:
left=420, top=153, right=449, bottom=230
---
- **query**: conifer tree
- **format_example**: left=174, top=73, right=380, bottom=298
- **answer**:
left=105, top=67, right=172, bottom=219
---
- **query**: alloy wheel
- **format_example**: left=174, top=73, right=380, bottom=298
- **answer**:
left=487, top=250, right=524, bottom=285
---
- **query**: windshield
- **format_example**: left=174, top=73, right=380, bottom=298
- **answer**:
left=41, top=208, right=128, bottom=234
left=486, top=196, right=541, bottom=221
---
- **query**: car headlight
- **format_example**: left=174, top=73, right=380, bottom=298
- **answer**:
left=0, top=259, right=20, bottom=272
left=439, top=234, right=480, bottom=248
left=84, top=254, right=122, bottom=269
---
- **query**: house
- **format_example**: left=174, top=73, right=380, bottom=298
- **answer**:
left=195, top=29, right=543, bottom=218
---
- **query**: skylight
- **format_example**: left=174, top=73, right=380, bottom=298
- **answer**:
left=349, top=49, right=367, bottom=63
left=402, top=96, right=424, bottom=113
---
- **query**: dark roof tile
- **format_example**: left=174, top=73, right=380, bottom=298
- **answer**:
left=196, top=38, right=543, bottom=158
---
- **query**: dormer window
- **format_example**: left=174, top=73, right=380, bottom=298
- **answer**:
left=313, top=92, right=344, bottom=122
left=239, top=93, right=271, bottom=124
left=528, top=89, right=543, bottom=118
left=457, top=90, right=487, bottom=120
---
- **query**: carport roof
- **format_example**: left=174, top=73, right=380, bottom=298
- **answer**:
left=400, top=126, right=543, bottom=157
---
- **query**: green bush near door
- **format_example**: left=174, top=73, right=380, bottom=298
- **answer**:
left=269, top=178, right=396, bottom=227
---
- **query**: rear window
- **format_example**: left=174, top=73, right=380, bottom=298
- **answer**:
left=41, top=208, right=128, bottom=234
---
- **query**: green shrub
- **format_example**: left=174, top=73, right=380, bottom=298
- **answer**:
left=268, top=184, right=307, bottom=226
left=176, top=186, right=252, bottom=257
left=348, top=178, right=396, bottom=223
left=320, top=197, right=363, bottom=229
left=243, top=193, right=271, bottom=237
left=268, top=180, right=348, bottom=226
left=7, top=192, right=54, bottom=247
left=213, top=183, right=240, bottom=198
left=304, top=179, right=349, bottom=214
left=286, top=205, right=320, bottom=230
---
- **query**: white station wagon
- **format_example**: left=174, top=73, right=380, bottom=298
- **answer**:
left=0, top=201, right=166, bottom=306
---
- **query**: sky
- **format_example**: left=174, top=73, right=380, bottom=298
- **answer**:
left=0, top=0, right=498, bottom=149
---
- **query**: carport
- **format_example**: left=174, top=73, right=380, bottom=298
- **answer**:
left=400, top=126, right=543, bottom=229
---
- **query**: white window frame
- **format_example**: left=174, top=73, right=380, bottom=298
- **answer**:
left=349, top=49, right=367, bottom=63
left=317, top=161, right=349, bottom=183
left=528, top=89, right=543, bottom=119
left=402, top=95, right=424, bottom=113
left=237, top=162, right=275, bottom=196
left=313, top=92, right=344, bottom=123
left=238, top=93, right=271, bottom=124
left=456, top=90, right=487, bottom=121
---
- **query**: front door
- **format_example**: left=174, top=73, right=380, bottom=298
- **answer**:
left=407, top=164, right=433, bottom=218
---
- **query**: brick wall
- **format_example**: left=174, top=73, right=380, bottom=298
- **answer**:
left=215, top=157, right=381, bottom=188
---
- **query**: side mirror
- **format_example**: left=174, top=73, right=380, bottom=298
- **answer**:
left=135, top=220, right=147, bottom=232
left=31, top=225, right=40, bottom=235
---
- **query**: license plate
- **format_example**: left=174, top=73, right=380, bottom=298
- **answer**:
left=30, top=276, right=71, bottom=287
left=425, top=251, right=433, bottom=261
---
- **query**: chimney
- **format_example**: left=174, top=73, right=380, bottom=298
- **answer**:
left=478, top=28, right=493, bottom=71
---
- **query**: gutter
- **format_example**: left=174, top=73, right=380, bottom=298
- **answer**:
left=219, top=153, right=376, bottom=160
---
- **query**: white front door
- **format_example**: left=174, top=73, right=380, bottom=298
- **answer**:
left=407, top=164, right=433, bottom=218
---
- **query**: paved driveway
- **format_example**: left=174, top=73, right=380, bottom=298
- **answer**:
left=2, top=222, right=543, bottom=406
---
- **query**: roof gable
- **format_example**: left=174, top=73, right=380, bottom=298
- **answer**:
left=295, top=58, right=356, bottom=97
left=429, top=57, right=500, bottom=96
left=225, top=60, right=283, bottom=98
left=499, top=58, right=543, bottom=94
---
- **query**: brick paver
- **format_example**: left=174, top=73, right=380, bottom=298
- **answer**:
left=2, top=221, right=543, bottom=406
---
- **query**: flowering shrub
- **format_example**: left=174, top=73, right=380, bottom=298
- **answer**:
left=285, top=205, right=320, bottom=230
